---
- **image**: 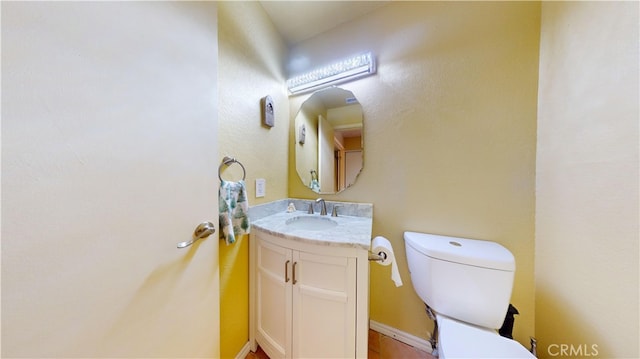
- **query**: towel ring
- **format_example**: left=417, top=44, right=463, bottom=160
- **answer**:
left=218, top=156, right=246, bottom=182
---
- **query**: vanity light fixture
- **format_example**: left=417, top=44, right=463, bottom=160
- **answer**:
left=286, top=52, right=376, bottom=95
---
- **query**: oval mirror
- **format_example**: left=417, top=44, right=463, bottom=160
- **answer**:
left=294, top=87, right=363, bottom=194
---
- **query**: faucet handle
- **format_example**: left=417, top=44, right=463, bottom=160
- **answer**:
left=307, top=202, right=314, bottom=214
left=331, top=205, right=341, bottom=217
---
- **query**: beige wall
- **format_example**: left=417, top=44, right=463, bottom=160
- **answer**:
left=536, top=2, right=639, bottom=358
left=2, top=2, right=220, bottom=357
left=288, top=2, right=540, bottom=347
left=217, top=2, right=289, bottom=358
left=217, top=2, right=288, bottom=204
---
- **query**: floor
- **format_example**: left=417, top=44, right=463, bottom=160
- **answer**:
left=245, top=329, right=436, bottom=359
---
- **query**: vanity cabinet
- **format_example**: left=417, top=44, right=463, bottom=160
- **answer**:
left=250, top=228, right=369, bottom=359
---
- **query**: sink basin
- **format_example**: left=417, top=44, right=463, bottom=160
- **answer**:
left=285, top=216, right=338, bottom=231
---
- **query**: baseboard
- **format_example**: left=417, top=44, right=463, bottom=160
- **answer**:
left=369, top=320, right=434, bottom=354
left=235, top=341, right=251, bottom=359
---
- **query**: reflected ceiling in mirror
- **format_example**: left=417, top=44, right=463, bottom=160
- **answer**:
left=294, top=87, right=363, bottom=194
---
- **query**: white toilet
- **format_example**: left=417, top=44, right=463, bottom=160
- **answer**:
left=404, top=231, right=535, bottom=358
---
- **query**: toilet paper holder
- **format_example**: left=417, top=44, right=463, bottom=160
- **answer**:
left=368, top=251, right=387, bottom=262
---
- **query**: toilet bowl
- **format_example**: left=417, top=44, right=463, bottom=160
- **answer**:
left=404, top=231, right=534, bottom=358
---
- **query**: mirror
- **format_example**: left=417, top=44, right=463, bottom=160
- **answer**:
left=294, top=87, right=363, bottom=194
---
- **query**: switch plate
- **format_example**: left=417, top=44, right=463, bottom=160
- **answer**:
left=255, top=178, right=266, bottom=198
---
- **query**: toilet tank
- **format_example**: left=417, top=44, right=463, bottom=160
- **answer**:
left=404, top=231, right=515, bottom=329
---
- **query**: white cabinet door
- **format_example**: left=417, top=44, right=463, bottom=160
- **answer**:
left=292, top=250, right=357, bottom=359
left=256, top=238, right=292, bottom=359
left=254, top=232, right=358, bottom=359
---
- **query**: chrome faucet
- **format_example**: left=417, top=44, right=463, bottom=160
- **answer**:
left=315, top=198, right=327, bottom=215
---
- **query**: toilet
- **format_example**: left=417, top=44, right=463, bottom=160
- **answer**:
left=404, top=231, right=535, bottom=358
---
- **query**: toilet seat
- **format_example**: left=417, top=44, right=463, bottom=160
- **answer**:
left=436, top=314, right=535, bottom=358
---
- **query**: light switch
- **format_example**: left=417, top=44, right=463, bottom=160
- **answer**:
left=255, top=178, right=266, bottom=198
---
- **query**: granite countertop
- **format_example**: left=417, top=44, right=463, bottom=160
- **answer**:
left=249, top=199, right=373, bottom=250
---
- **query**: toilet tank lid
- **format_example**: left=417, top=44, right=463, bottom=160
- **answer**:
left=404, top=232, right=515, bottom=271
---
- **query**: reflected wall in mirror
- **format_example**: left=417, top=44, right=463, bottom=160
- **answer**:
left=294, top=87, right=363, bottom=194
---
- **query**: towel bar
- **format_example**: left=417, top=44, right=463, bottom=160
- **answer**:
left=218, top=156, right=246, bottom=182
